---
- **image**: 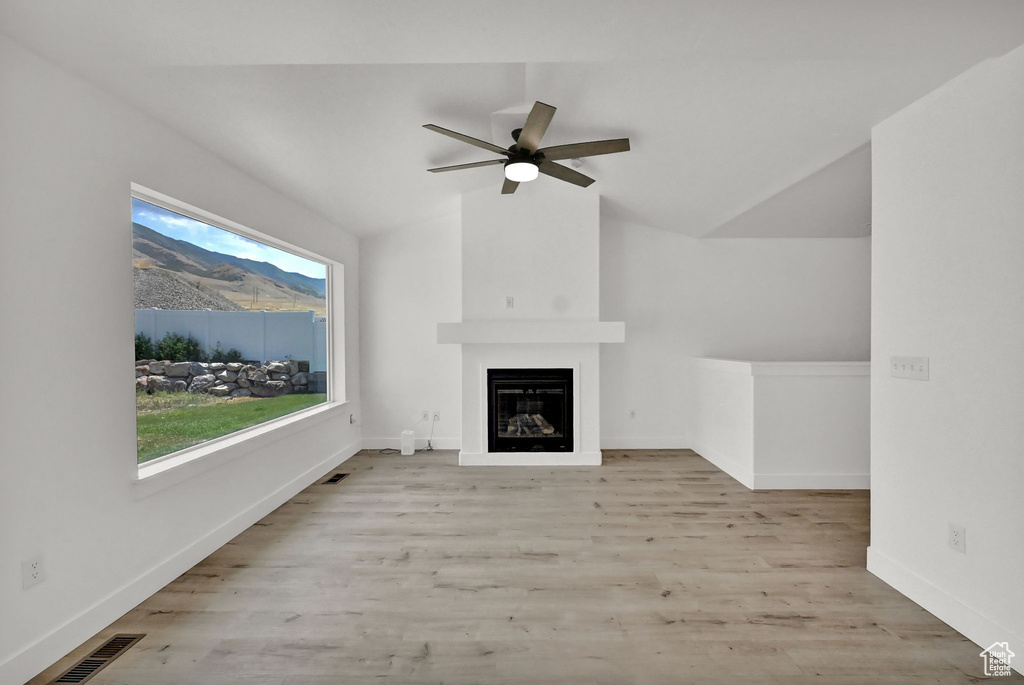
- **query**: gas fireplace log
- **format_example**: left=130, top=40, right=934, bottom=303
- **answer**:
left=532, top=413, right=555, bottom=434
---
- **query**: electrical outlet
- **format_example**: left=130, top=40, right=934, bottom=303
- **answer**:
left=949, top=523, right=966, bottom=554
left=420, top=411, right=429, bottom=422
left=22, top=555, right=45, bottom=589
left=505, top=296, right=514, bottom=309
left=891, top=356, right=929, bottom=380
left=432, top=411, right=441, bottom=421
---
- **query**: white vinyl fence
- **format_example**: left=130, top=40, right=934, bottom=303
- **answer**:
left=135, top=309, right=328, bottom=372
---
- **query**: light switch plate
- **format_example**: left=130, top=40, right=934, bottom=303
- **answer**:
left=891, top=356, right=929, bottom=381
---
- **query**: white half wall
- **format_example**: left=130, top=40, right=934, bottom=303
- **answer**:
left=870, top=43, right=1024, bottom=664
left=359, top=213, right=462, bottom=449
left=0, top=35, right=361, bottom=684
left=689, top=359, right=869, bottom=490
left=600, top=220, right=871, bottom=447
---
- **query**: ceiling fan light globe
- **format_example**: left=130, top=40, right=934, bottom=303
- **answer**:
left=505, top=161, right=539, bottom=183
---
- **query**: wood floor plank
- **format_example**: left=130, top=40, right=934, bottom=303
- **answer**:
left=27, top=449, right=1020, bottom=684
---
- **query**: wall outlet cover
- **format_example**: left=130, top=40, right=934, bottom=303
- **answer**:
left=949, top=523, right=966, bottom=554
left=22, top=555, right=45, bottom=589
left=891, top=355, right=929, bottom=381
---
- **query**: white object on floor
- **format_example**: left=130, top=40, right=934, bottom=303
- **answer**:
left=400, top=430, right=415, bottom=456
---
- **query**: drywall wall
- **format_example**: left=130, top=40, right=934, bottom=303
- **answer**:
left=0, top=35, right=362, bottom=683
left=869, top=43, right=1024, bottom=661
left=600, top=219, right=871, bottom=447
left=689, top=359, right=870, bottom=489
left=359, top=214, right=462, bottom=449
left=461, top=184, right=600, bottom=321
left=689, top=360, right=755, bottom=487
left=359, top=207, right=870, bottom=450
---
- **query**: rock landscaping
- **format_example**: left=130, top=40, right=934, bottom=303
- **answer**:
left=136, top=359, right=310, bottom=398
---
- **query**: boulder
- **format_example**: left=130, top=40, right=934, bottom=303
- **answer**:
left=266, top=362, right=289, bottom=374
left=230, top=388, right=253, bottom=398
left=188, top=373, right=218, bottom=394
left=136, top=365, right=149, bottom=377
left=166, top=362, right=191, bottom=378
left=135, top=376, right=148, bottom=392
left=189, top=361, right=209, bottom=377
left=290, top=372, right=308, bottom=385
left=148, top=360, right=167, bottom=374
left=292, top=384, right=308, bottom=393
left=136, top=359, right=156, bottom=367
left=208, top=382, right=239, bottom=397
left=150, top=376, right=186, bottom=392
left=216, top=370, right=239, bottom=383
left=209, top=362, right=226, bottom=372
left=248, top=369, right=269, bottom=384
left=250, top=380, right=292, bottom=397
left=237, top=375, right=251, bottom=388
left=298, top=360, right=310, bottom=373
left=270, top=372, right=291, bottom=381
left=225, top=362, right=244, bottom=372
left=287, top=361, right=299, bottom=375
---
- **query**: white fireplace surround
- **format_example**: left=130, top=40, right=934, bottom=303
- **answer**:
left=440, top=329, right=621, bottom=466
left=447, top=184, right=619, bottom=465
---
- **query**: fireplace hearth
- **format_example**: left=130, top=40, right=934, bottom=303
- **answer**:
left=488, top=368, right=573, bottom=453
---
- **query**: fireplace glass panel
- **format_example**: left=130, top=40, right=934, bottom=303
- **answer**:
left=488, top=368, right=573, bottom=452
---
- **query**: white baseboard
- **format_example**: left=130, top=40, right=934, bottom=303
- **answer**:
left=600, top=437, right=687, bottom=449
left=867, top=546, right=1023, bottom=676
left=753, top=473, right=870, bottom=490
left=361, top=437, right=460, bottom=451
left=1, top=441, right=361, bottom=685
left=690, top=441, right=755, bottom=489
left=459, top=451, right=602, bottom=466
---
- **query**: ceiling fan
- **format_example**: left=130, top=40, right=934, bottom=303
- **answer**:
left=424, top=101, right=630, bottom=194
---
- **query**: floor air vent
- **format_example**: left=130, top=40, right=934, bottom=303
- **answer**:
left=50, top=634, right=144, bottom=684
left=323, top=472, right=349, bottom=484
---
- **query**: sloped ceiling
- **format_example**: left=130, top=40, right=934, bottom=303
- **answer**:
left=3, top=1, right=1023, bottom=237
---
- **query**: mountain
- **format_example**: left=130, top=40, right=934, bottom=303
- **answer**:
left=132, top=222, right=326, bottom=298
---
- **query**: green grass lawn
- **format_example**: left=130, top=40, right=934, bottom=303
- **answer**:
left=137, top=393, right=328, bottom=463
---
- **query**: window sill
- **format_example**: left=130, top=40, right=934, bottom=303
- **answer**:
left=133, top=399, right=348, bottom=499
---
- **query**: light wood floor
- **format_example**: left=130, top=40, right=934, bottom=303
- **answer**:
left=31, top=450, right=1017, bottom=684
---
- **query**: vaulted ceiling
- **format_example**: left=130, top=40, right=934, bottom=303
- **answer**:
left=3, top=1, right=1024, bottom=238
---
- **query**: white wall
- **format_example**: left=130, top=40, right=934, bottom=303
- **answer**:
left=600, top=219, right=871, bottom=447
left=0, top=35, right=362, bottom=683
left=359, top=214, right=462, bottom=449
left=869, top=44, right=1024, bottom=660
left=359, top=205, right=870, bottom=452
left=753, top=370, right=869, bottom=488
left=689, top=361, right=755, bottom=487
left=462, top=184, right=600, bottom=321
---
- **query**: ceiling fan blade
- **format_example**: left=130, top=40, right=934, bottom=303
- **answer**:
left=501, top=177, right=520, bottom=194
left=428, top=159, right=505, bottom=173
left=515, top=101, right=556, bottom=153
left=537, top=160, right=595, bottom=188
left=423, top=124, right=509, bottom=155
left=539, top=138, right=630, bottom=161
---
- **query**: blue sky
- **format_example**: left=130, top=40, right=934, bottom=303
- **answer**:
left=132, top=198, right=326, bottom=279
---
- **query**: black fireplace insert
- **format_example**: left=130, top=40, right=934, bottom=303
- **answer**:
left=487, top=368, right=573, bottom=452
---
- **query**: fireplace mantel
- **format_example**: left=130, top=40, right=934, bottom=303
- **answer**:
left=437, top=321, right=625, bottom=345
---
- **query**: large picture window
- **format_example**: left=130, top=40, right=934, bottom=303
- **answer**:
left=132, top=188, right=332, bottom=464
